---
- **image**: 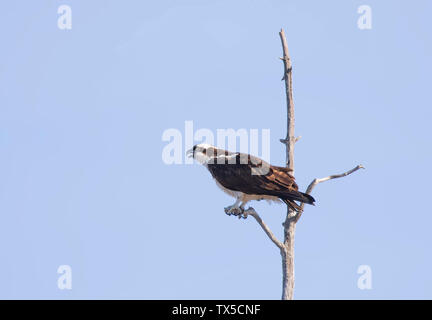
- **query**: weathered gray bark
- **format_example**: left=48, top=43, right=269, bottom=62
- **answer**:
left=279, top=29, right=295, bottom=171
left=243, top=29, right=363, bottom=300
left=279, top=28, right=297, bottom=300
left=281, top=220, right=296, bottom=300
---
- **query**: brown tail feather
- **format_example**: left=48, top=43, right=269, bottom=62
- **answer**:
left=283, top=199, right=303, bottom=212
left=285, top=191, right=315, bottom=205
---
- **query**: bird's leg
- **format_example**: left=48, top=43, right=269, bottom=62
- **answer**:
left=224, top=198, right=243, bottom=216
left=237, top=201, right=249, bottom=219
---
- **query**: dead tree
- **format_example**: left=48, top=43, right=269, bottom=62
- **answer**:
left=242, top=29, right=364, bottom=300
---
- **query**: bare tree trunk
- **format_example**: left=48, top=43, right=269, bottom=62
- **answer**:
left=279, top=28, right=297, bottom=300
left=281, top=220, right=295, bottom=300
left=279, top=29, right=295, bottom=171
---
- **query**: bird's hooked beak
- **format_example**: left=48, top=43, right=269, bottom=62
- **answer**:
left=186, top=148, right=194, bottom=158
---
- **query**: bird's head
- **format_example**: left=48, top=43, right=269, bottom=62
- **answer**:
left=186, top=143, right=218, bottom=164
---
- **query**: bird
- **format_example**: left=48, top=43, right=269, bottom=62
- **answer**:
left=187, top=143, right=315, bottom=216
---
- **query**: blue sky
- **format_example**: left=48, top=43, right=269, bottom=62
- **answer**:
left=0, top=0, right=431, bottom=299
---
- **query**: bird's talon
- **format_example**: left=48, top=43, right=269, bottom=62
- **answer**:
left=225, top=204, right=248, bottom=218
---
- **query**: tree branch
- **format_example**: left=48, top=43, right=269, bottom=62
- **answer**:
left=244, top=208, right=285, bottom=251
left=295, top=164, right=365, bottom=222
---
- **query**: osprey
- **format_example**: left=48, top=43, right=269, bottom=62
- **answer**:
left=187, top=143, right=315, bottom=215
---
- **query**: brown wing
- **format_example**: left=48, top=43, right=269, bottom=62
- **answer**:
left=206, top=153, right=314, bottom=205
left=255, top=165, right=298, bottom=192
